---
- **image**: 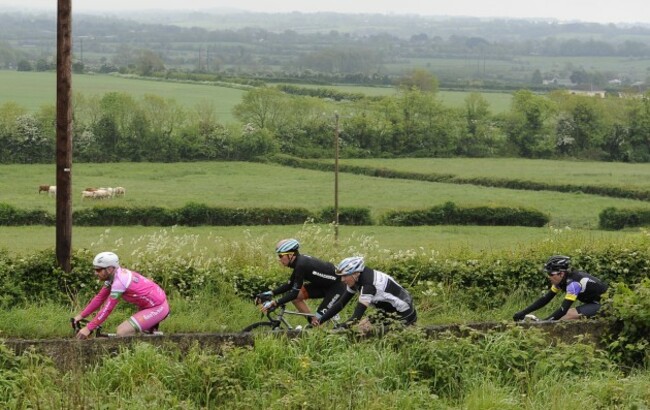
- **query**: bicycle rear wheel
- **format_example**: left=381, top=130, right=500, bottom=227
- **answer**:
left=242, top=321, right=280, bottom=334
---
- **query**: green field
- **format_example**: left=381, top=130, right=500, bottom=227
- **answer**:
left=337, top=158, right=650, bottom=191
left=2, top=159, right=648, bottom=255
left=0, top=70, right=246, bottom=122
left=279, top=82, right=514, bottom=113
left=0, top=70, right=514, bottom=119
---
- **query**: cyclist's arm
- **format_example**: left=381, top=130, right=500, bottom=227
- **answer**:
left=87, top=291, right=122, bottom=331
left=319, top=289, right=355, bottom=323
left=545, top=282, right=580, bottom=320
left=79, top=285, right=111, bottom=318
left=275, top=271, right=304, bottom=305
left=344, top=284, right=375, bottom=324
left=346, top=301, right=369, bottom=324
left=519, top=288, right=557, bottom=315
left=271, top=282, right=292, bottom=296
left=545, top=298, right=575, bottom=320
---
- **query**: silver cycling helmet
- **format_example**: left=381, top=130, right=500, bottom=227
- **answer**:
left=275, top=238, right=300, bottom=254
left=336, top=256, right=365, bottom=276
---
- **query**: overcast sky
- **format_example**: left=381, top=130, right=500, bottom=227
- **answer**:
left=3, top=0, right=648, bottom=25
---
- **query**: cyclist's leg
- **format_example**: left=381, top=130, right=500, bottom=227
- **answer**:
left=292, top=286, right=313, bottom=315
left=117, top=301, right=170, bottom=336
left=573, top=302, right=601, bottom=319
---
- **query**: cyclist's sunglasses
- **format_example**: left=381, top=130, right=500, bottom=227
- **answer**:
left=277, top=252, right=293, bottom=259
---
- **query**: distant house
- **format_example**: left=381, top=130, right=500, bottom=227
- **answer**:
left=568, top=90, right=606, bottom=98
left=608, top=79, right=622, bottom=85
left=543, top=77, right=574, bottom=87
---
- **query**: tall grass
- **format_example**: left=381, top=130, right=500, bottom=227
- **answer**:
left=2, top=329, right=649, bottom=409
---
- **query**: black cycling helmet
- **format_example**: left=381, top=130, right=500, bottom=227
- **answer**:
left=544, top=255, right=571, bottom=273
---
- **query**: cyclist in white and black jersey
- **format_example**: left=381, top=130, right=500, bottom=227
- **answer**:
left=257, top=238, right=346, bottom=325
left=314, top=256, right=417, bottom=328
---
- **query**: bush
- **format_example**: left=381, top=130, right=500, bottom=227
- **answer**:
left=380, top=201, right=549, bottom=227
left=599, top=207, right=650, bottom=230
left=601, top=279, right=650, bottom=368
left=318, top=206, right=373, bottom=225
left=0, top=203, right=54, bottom=226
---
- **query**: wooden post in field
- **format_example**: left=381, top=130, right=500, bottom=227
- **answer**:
left=334, top=112, right=340, bottom=242
left=56, top=0, right=73, bottom=272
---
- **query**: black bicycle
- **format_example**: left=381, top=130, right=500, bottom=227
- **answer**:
left=242, top=303, right=317, bottom=333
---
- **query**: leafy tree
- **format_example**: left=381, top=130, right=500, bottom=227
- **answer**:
left=531, top=69, right=543, bottom=85
left=625, top=93, right=650, bottom=162
left=91, top=116, right=120, bottom=161
left=459, top=92, right=499, bottom=156
left=505, top=90, right=557, bottom=158
left=16, top=59, right=31, bottom=71
left=12, top=115, right=52, bottom=163
left=135, top=49, right=165, bottom=76
left=564, top=97, right=605, bottom=153
left=397, top=69, right=439, bottom=93
left=232, top=87, right=289, bottom=130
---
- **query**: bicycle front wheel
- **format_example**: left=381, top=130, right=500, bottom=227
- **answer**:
left=242, top=321, right=280, bottom=335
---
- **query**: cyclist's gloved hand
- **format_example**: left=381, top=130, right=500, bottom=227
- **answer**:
left=261, top=300, right=277, bottom=313
left=255, top=291, right=273, bottom=304
left=310, top=312, right=322, bottom=326
left=512, top=311, right=526, bottom=321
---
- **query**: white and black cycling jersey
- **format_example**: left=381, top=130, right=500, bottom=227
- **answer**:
left=348, top=267, right=413, bottom=313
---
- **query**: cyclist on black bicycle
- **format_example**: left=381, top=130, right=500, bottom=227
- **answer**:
left=313, top=256, right=417, bottom=329
left=73, top=252, right=170, bottom=339
left=513, top=255, right=608, bottom=321
left=257, top=238, right=346, bottom=326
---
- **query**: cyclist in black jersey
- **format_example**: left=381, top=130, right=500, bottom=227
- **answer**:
left=513, top=255, right=608, bottom=321
left=256, top=238, right=346, bottom=325
left=313, top=256, right=417, bottom=328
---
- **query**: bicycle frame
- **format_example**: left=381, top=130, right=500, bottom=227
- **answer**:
left=266, top=304, right=315, bottom=330
left=243, top=303, right=341, bottom=333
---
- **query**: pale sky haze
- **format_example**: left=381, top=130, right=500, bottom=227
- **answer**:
left=2, top=0, right=648, bottom=25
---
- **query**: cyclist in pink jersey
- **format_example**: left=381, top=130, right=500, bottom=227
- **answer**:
left=74, top=252, right=169, bottom=339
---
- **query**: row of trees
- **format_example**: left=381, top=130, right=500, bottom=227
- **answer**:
left=3, top=12, right=650, bottom=86
left=1, top=85, right=649, bottom=164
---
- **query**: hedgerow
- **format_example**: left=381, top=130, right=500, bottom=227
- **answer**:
left=599, top=207, right=650, bottom=230
left=267, top=154, right=650, bottom=202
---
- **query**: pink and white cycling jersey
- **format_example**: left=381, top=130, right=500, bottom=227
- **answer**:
left=81, top=267, right=167, bottom=331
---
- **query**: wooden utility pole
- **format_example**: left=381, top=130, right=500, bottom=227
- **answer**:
left=334, top=112, right=340, bottom=242
left=56, top=0, right=73, bottom=272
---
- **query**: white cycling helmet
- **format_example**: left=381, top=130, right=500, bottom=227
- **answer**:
left=93, top=252, right=120, bottom=268
left=336, top=256, right=365, bottom=276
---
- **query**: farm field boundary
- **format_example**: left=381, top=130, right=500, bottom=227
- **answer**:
left=268, top=155, right=650, bottom=202
left=2, top=320, right=607, bottom=371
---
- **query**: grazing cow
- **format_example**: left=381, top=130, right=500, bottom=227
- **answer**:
left=39, top=184, right=50, bottom=194
left=48, top=186, right=57, bottom=197
left=92, top=189, right=111, bottom=200
left=98, top=187, right=115, bottom=198
left=114, top=186, right=126, bottom=197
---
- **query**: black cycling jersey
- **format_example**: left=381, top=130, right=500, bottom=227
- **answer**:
left=554, top=270, right=608, bottom=304
left=518, top=270, right=608, bottom=320
left=272, top=254, right=338, bottom=306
